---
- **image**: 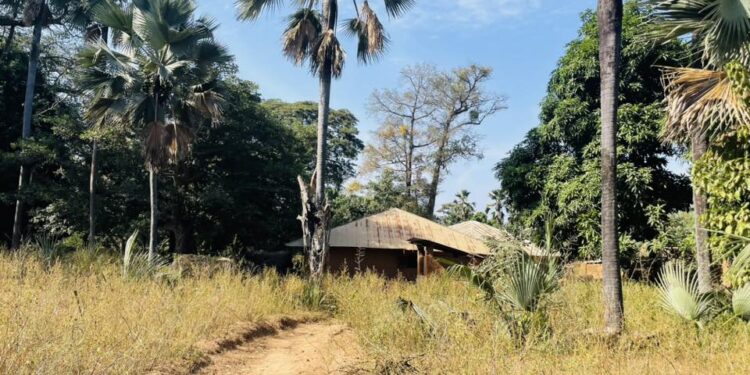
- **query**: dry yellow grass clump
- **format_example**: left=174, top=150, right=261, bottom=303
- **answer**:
left=0, top=252, right=307, bottom=374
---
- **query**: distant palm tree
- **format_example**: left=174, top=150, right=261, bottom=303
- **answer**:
left=647, top=0, right=750, bottom=293
left=77, top=0, right=230, bottom=261
left=10, top=0, right=46, bottom=250
left=598, top=0, right=624, bottom=335
left=235, top=0, right=415, bottom=278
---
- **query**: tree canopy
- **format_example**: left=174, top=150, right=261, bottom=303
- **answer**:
left=494, top=2, right=692, bottom=259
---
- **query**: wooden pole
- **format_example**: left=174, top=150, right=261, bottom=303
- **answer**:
left=425, top=246, right=434, bottom=275
left=416, top=245, right=424, bottom=277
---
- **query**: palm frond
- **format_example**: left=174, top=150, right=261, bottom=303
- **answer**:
left=92, top=0, right=133, bottom=33
left=123, top=229, right=138, bottom=275
left=132, top=5, right=169, bottom=50
left=282, top=8, right=321, bottom=64
left=732, top=283, right=750, bottom=320
left=448, top=264, right=497, bottom=300
left=500, top=257, right=559, bottom=313
left=235, top=0, right=286, bottom=20
left=165, top=123, right=195, bottom=162
left=310, top=29, right=345, bottom=78
left=645, top=0, right=750, bottom=64
left=348, top=1, right=388, bottom=64
left=656, top=261, right=713, bottom=322
left=383, top=0, right=414, bottom=18
left=661, top=65, right=750, bottom=141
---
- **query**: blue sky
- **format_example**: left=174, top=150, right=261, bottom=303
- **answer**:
left=195, top=0, right=598, bottom=209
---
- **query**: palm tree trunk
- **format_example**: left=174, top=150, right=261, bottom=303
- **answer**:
left=11, top=5, right=44, bottom=250
left=88, top=141, right=97, bottom=246
left=148, top=165, right=158, bottom=262
left=315, top=67, right=331, bottom=206
left=306, top=0, right=336, bottom=279
left=598, top=0, right=624, bottom=335
left=692, top=132, right=711, bottom=293
left=85, top=28, right=108, bottom=248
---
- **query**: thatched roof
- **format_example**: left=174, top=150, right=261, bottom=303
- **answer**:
left=286, top=208, right=491, bottom=256
left=449, top=221, right=560, bottom=257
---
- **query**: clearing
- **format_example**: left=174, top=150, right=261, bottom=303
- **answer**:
left=196, top=320, right=364, bottom=375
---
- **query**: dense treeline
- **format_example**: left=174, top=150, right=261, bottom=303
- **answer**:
left=0, top=27, right=362, bottom=256
left=495, top=3, right=693, bottom=260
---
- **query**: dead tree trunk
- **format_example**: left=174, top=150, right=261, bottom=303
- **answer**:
left=298, top=174, right=331, bottom=279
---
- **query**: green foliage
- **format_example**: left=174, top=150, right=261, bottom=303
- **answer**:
left=494, top=2, right=692, bottom=259
left=331, top=169, right=425, bottom=225
left=298, top=281, right=337, bottom=313
left=694, top=126, right=750, bottom=259
left=438, top=190, right=478, bottom=225
left=500, top=257, right=560, bottom=313
left=263, top=100, right=364, bottom=189
left=122, top=230, right=169, bottom=278
left=450, top=253, right=560, bottom=344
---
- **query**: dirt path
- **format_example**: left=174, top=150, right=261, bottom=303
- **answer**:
left=196, top=321, right=364, bottom=375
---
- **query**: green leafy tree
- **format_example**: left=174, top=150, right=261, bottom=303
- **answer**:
left=262, top=100, right=363, bottom=190
left=495, top=3, right=691, bottom=260
left=438, top=190, right=477, bottom=225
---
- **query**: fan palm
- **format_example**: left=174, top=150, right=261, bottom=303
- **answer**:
left=645, top=0, right=750, bottom=139
left=77, top=0, right=230, bottom=261
left=235, top=0, right=415, bottom=278
left=657, top=261, right=713, bottom=324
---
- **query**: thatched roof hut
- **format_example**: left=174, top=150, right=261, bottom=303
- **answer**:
left=449, top=220, right=560, bottom=258
left=286, top=208, right=490, bottom=279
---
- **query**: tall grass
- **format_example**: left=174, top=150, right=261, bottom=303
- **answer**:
left=328, top=272, right=750, bottom=374
left=0, top=251, right=306, bottom=374
left=3, top=251, right=750, bottom=374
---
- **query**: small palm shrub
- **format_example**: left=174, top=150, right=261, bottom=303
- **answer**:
left=450, top=252, right=560, bottom=344
left=122, top=230, right=168, bottom=279
left=656, top=262, right=713, bottom=325
left=31, top=234, right=63, bottom=269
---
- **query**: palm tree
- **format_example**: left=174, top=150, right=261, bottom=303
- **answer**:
left=647, top=0, right=750, bottom=293
left=10, top=0, right=46, bottom=250
left=598, top=0, right=624, bottom=335
left=7, top=0, right=109, bottom=249
left=78, top=0, right=112, bottom=247
left=78, top=0, right=229, bottom=261
left=235, top=0, right=414, bottom=278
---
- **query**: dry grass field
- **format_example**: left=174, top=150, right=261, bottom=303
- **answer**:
left=2, top=251, right=750, bottom=374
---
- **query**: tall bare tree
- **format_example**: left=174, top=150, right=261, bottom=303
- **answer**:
left=424, top=65, right=505, bottom=216
left=598, top=0, right=624, bottom=335
left=364, top=64, right=435, bottom=200
left=236, top=0, right=415, bottom=278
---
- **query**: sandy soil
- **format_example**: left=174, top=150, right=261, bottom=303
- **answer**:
left=196, top=321, right=365, bottom=375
